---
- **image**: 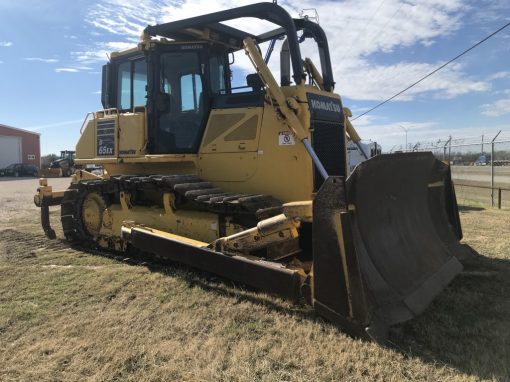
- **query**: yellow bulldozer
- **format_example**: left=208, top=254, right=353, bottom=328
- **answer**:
left=34, top=2, right=465, bottom=342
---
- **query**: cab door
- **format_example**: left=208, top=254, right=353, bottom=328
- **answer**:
left=151, top=49, right=207, bottom=154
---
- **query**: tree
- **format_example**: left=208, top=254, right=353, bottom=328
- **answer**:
left=41, top=154, right=58, bottom=169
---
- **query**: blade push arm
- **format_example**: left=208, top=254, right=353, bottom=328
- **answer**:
left=243, top=37, right=329, bottom=179
left=343, top=107, right=368, bottom=160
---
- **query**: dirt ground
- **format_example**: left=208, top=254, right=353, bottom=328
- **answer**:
left=0, top=177, right=509, bottom=381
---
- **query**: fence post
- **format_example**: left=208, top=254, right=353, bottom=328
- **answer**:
left=491, top=142, right=495, bottom=206
left=448, top=137, right=452, bottom=163
left=490, top=130, right=502, bottom=207
left=498, top=188, right=502, bottom=209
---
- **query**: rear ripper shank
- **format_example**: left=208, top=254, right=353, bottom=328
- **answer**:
left=34, top=2, right=464, bottom=341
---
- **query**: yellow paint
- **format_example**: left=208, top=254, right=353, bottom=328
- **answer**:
left=99, top=204, right=221, bottom=244
left=70, top=37, right=352, bottom=246
left=118, top=112, right=147, bottom=157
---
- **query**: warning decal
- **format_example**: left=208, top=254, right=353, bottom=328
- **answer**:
left=278, top=131, right=296, bottom=146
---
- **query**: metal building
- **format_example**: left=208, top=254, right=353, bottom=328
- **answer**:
left=0, top=124, right=41, bottom=168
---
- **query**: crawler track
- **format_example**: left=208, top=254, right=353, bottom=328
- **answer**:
left=60, top=174, right=282, bottom=247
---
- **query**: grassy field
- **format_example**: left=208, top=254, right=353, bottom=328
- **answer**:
left=0, top=178, right=509, bottom=381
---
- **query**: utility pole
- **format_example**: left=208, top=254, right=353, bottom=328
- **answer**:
left=443, top=136, right=452, bottom=162
left=399, top=125, right=408, bottom=152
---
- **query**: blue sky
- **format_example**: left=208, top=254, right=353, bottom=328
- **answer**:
left=0, top=0, right=509, bottom=154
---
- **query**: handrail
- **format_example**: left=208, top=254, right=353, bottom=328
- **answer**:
left=103, top=108, right=119, bottom=116
left=80, top=112, right=95, bottom=134
left=455, top=183, right=510, bottom=192
left=454, top=182, right=509, bottom=209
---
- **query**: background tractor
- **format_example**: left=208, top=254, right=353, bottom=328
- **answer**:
left=41, top=150, right=76, bottom=178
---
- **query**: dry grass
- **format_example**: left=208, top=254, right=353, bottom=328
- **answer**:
left=0, top=178, right=509, bottom=381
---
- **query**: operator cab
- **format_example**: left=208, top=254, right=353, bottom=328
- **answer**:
left=104, top=42, right=267, bottom=155
left=101, top=2, right=337, bottom=160
left=104, top=45, right=226, bottom=154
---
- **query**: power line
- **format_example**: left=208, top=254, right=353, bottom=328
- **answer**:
left=352, top=19, right=510, bottom=121
left=338, top=0, right=388, bottom=64
left=360, top=1, right=405, bottom=58
left=355, top=1, right=406, bottom=87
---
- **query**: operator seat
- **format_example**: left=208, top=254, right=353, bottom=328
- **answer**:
left=246, top=73, right=264, bottom=92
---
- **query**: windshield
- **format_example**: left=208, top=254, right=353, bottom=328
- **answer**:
left=6, top=164, right=16, bottom=169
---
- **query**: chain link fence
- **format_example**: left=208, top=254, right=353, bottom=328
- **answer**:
left=388, top=131, right=510, bottom=208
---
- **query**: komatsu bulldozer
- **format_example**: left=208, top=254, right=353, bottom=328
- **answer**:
left=34, top=2, right=465, bottom=341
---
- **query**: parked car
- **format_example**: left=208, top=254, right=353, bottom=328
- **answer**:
left=0, top=163, right=39, bottom=177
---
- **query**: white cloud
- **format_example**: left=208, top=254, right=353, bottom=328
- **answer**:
left=470, top=0, right=510, bottom=24
left=335, top=61, right=489, bottom=102
left=72, top=42, right=134, bottom=64
left=488, top=71, right=510, bottom=80
left=81, top=0, right=495, bottom=103
left=297, top=0, right=465, bottom=59
left=352, top=116, right=510, bottom=151
left=24, top=57, right=59, bottom=63
left=481, top=98, right=510, bottom=117
left=86, top=0, right=160, bottom=37
left=0, top=41, right=13, bottom=47
left=55, top=66, right=92, bottom=73
left=287, top=0, right=490, bottom=102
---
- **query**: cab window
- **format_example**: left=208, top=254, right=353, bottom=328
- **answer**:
left=180, top=73, right=202, bottom=112
left=116, top=58, right=147, bottom=110
left=209, top=54, right=226, bottom=94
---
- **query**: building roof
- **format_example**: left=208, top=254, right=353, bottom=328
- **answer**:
left=0, top=123, right=41, bottom=136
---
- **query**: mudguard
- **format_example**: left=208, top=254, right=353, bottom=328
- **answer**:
left=312, top=152, right=463, bottom=340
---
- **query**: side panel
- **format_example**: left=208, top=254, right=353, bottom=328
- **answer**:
left=198, top=152, right=258, bottom=182
left=118, top=112, right=147, bottom=157
left=76, top=112, right=148, bottom=161
left=198, top=100, right=314, bottom=203
left=198, top=107, right=261, bottom=182
left=200, top=108, right=262, bottom=154
left=75, top=120, right=96, bottom=159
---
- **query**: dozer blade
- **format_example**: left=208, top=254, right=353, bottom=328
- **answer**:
left=313, top=152, right=463, bottom=341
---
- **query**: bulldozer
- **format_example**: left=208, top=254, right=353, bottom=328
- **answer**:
left=34, top=2, right=464, bottom=342
left=40, top=150, right=76, bottom=178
